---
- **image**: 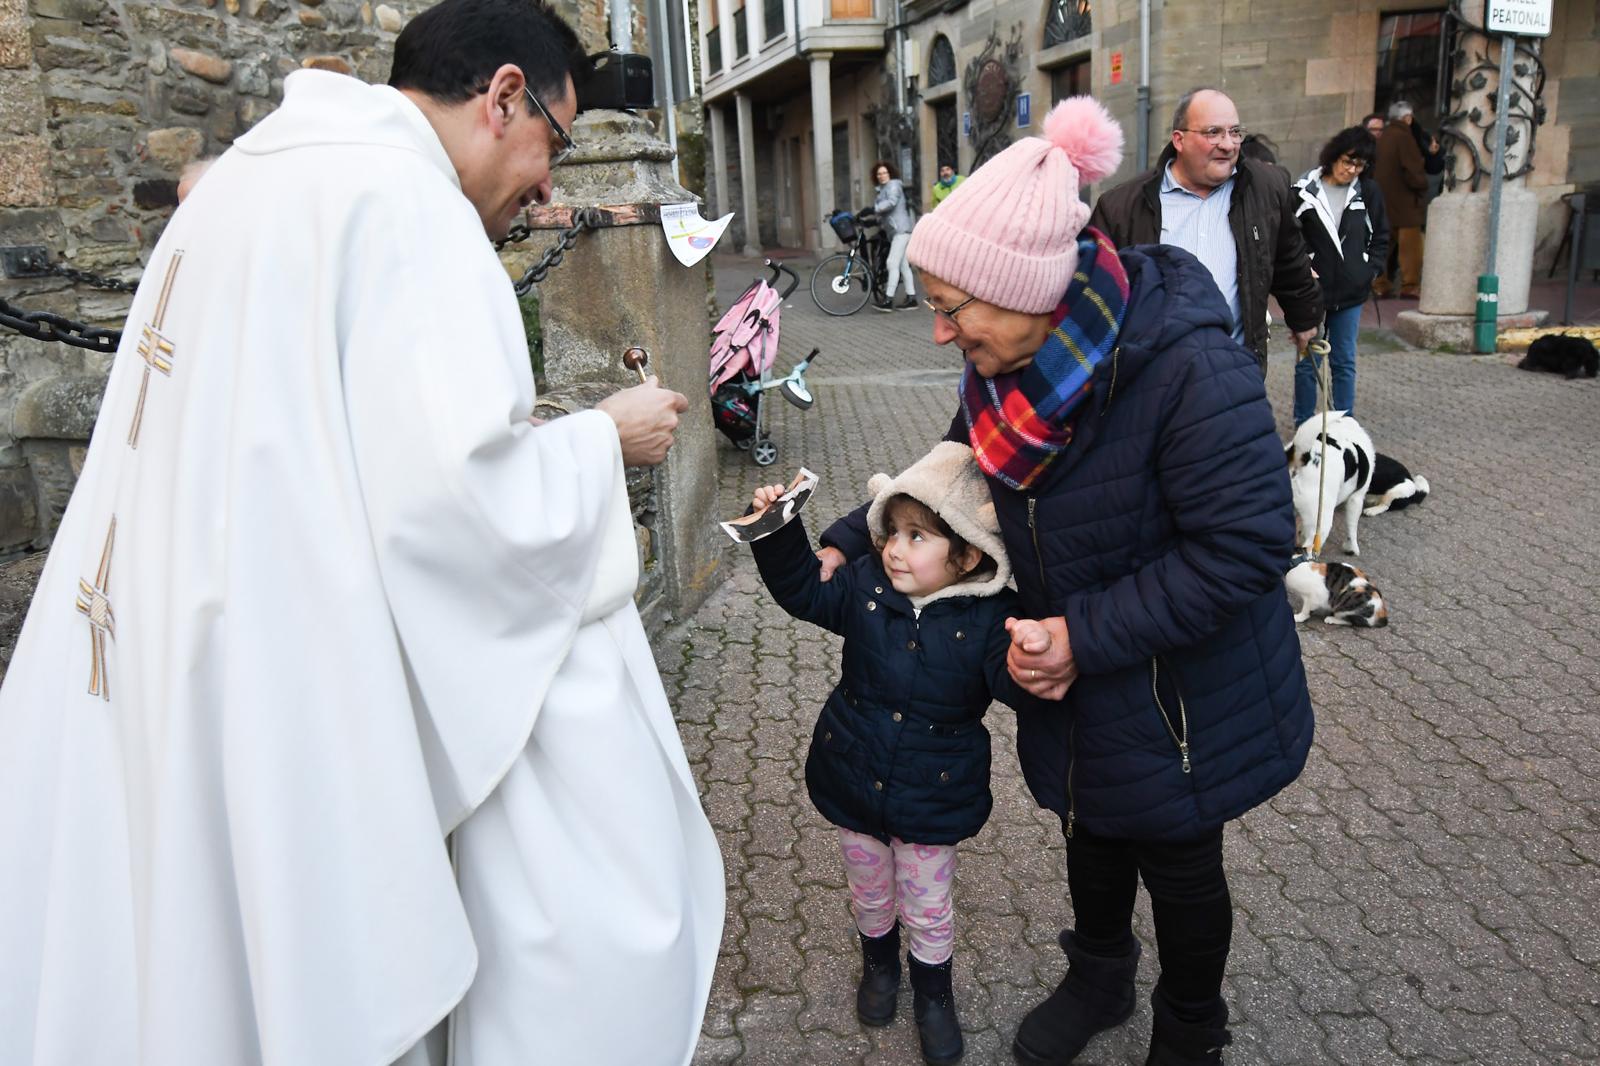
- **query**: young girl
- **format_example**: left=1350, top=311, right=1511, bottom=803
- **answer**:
left=747, top=442, right=1045, bottom=1066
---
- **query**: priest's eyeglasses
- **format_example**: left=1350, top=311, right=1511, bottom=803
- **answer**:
left=524, top=87, right=577, bottom=167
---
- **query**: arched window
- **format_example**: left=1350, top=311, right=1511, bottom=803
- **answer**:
left=927, top=35, right=956, bottom=86
left=1043, top=0, right=1091, bottom=49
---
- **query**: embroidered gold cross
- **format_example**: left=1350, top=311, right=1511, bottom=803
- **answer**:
left=128, top=251, right=185, bottom=449
left=74, top=518, right=116, bottom=701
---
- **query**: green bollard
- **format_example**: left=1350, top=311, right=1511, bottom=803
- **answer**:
left=1474, top=275, right=1499, bottom=354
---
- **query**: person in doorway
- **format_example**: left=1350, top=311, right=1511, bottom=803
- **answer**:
left=874, top=159, right=919, bottom=311
left=1088, top=87, right=1323, bottom=373
left=931, top=162, right=965, bottom=207
left=1290, top=127, right=1390, bottom=427
left=818, top=96, right=1313, bottom=1065
left=1373, top=100, right=1429, bottom=298
left=1363, top=112, right=1386, bottom=138
left=0, top=2, right=725, bottom=1065
left=746, top=443, right=1047, bottom=1066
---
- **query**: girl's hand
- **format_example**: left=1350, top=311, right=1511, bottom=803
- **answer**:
left=1005, top=616, right=1078, bottom=700
left=751, top=484, right=787, bottom=513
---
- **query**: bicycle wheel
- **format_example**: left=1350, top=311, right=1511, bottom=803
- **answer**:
left=810, top=253, right=873, bottom=316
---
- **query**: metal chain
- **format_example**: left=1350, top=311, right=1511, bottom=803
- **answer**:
left=0, top=296, right=122, bottom=353
left=504, top=208, right=601, bottom=297
left=2, top=213, right=598, bottom=347
left=46, top=263, right=140, bottom=293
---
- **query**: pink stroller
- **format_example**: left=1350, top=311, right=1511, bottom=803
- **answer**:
left=709, top=259, right=820, bottom=467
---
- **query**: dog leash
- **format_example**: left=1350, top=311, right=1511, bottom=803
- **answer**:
left=1297, top=327, right=1335, bottom=556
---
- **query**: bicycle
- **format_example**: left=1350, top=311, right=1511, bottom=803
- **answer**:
left=809, top=209, right=891, bottom=317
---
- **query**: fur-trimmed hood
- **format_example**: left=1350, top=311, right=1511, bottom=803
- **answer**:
left=865, top=441, right=1011, bottom=605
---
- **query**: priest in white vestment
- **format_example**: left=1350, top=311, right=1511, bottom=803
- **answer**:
left=0, top=2, right=724, bottom=1064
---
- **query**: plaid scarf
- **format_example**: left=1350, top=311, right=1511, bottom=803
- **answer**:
left=960, top=228, right=1129, bottom=491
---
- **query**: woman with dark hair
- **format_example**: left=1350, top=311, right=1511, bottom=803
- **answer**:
left=1288, top=127, right=1390, bottom=427
left=872, top=159, right=919, bottom=310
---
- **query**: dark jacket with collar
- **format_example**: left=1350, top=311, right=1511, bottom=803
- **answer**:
left=823, top=245, right=1315, bottom=843
left=1291, top=169, right=1391, bottom=312
left=751, top=516, right=1032, bottom=845
left=1087, top=147, right=1323, bottom=370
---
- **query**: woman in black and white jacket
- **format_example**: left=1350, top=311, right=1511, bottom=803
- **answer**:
left=1290, top=127, right=1390, bottom=427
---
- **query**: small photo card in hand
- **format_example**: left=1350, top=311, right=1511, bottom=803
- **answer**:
left=720, top=468, right=819, bottom=544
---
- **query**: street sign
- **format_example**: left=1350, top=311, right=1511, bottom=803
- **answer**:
left=1110, top=51, right=1123, bottom=85
left=1486, top=0, right=1552, bottom=36
left=1016, top=92, right=1031, bottom=129
left=962, top=111, right=971, bottom=138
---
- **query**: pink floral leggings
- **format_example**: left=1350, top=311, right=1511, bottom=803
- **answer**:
left=838, top=829, right=957, bottom=964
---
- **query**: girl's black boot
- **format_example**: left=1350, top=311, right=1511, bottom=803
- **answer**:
left=908, top=954, right=964, bottom=1065
left=856, top=923, right=902, bottom=1026
left=1144, top=985, right=1231, bottom=1065
left=1011, top=930, right=1142, bottom=1064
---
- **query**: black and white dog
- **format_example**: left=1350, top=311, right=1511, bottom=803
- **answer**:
left=1286, top=412, right=1374, bottom=556
left=1364, top=453, right=1430, bottom=516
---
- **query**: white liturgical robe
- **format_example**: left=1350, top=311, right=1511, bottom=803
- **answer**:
left=0, top=70, right=723, bottom=1066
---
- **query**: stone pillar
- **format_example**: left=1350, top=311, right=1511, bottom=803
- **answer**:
left=810, top=51, right=836, bottom=250
left=707, top=101, right=730, bottom=220
left=523, top=110, right=723, bottom=630
left=733, top=91, right=761, bottom=256
left=1397, top=1, right=1547, bottom=348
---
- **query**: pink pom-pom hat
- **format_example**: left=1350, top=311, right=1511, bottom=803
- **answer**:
left=907, top=95, right=1125, bottom=313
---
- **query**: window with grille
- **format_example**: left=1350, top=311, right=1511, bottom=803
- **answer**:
left=1043, top=0, right=1091, bottom=48
left=928, top=35, right=955, bottom=86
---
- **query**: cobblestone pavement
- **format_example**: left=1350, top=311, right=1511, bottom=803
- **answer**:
left=653, top=252, right=1600, bottom=1066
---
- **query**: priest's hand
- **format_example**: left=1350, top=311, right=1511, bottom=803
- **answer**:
left=597, top=377, right=690, bottom=466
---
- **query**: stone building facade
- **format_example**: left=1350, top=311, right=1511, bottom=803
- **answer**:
left=701, top=0, right=1598, bottom=265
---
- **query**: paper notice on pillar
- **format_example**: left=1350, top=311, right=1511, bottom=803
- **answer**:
left=661, top=202, right=734, bottom=266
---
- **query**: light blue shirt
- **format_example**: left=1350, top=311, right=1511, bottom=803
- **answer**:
left=1159, top=163, right=1241, bottom=342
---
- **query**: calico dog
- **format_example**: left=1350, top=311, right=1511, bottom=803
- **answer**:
left=1364, top=453, right=1430, bottom=516
left=1285, top=557, right=1389, bottom=627
left=1518, top=334, right=1599, bottom=379
left=1287, top=411, right=1375, bottom=556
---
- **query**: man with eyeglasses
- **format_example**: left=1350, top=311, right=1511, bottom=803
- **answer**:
left=0, top=2, right=723, bottom=1065
left=1089, top=87, right=1322, bottom=375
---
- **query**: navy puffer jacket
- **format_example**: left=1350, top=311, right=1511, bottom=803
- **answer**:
left=824, top=245, right=1314, bottom=842
left=751, top=517, right=1032, bottom=845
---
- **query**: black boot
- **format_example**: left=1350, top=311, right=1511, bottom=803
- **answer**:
left=856, top=924, right=902, bottom=1027
left=1144, top=985, right=1230, bottom=1065
left=908, top=954, right=964, bottom=1065
left=1012, top=931, right=1141, bottom=1065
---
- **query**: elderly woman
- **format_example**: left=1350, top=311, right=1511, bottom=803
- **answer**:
left=818, top=99, right=1313, bottom=1066
left=1290, top=127, right=1389, bottom=427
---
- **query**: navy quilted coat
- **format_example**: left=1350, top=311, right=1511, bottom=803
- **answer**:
left=824, top=244, right=1314, bottom=842
left=750, top=517, right=1033, bottom=845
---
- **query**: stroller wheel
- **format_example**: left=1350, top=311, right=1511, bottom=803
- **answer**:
left=733, top=436, right=752, bottom=450
left=781, top=378, right=814, bottom=410
left=751, top=438, right=779, bottom=467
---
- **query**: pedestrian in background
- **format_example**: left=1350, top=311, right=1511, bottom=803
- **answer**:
left=931, top=162, right=965, bottom=207
left=1290, top=126, right=1390, bottom=426
left=746, top=443, right=1047, bottom=1066
left=1089, top=87, right=1323, bottom=373
left=873, top=160, right=919, bottom=311
left=1373, top=100, right=1428, bottom=298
